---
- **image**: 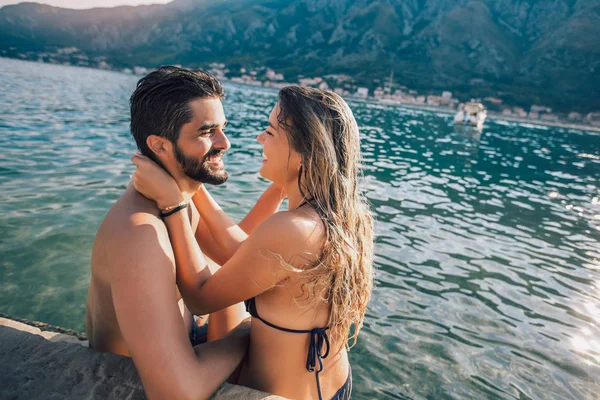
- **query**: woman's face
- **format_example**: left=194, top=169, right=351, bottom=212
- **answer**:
left=256, top=104, right=302, bottom=184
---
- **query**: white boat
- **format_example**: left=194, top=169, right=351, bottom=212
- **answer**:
left=454, top=102, right=487, bottom=129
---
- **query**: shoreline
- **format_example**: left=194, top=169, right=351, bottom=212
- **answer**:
left=484, top=112, right=600, bottom=133
left=223, top=79, right=600, bottom=133
left=0, top=312, right=87, bottom=340
left=348, top=97, right=600, bottom=133
left=2, top=56, right=599, bottom=133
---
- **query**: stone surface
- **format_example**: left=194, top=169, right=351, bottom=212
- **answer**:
left=0, top=318, right=144, bottom=400
left=0, top=316, right=285, bottom=400
left=212, top=383, right=286, bottom=400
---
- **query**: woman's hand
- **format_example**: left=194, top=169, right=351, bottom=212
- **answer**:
left=131, top=153, right=184, bottom=209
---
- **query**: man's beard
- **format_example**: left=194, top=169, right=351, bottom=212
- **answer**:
left=173, top=144, right=229, bottom=185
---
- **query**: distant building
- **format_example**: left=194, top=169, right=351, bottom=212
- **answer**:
left=426, top=96, right=441, bottom=107
left=299, top=78, right=320, bottom=86
left=528, top=111, right=540, bottom=120
left=427, top=95, right=457, bottom=108
left=134, top=66, right=148, bottom=75
left=318, top=81, right=329, bottom=90
left=442, top=91, right=452, bottom=99
left=332, top=88, right=351, bottom=97
left=540, top=113, right=559, bottom=122
left=325, top=74, right=352, bottom=83
left=513, top=107, right=527, bottom=118
left=263, top=81, right=290, bottom=89
left=265, top=69, right=284, bottom=81
left=484, top=97, right=503, bottom=104
left=404, top=95, right=417, bottom=104
left=531, top=105, right=552, bottom=113
left=210, top=69, right=226, bottom=79
left=502, top=108, right=513, bottom=116
left=586, top=112, right=600, bottom=126
left=355, top=87, right=369, bottom=98
left=57, top=47, right=79, bottom=55
left=373, top=88, right=384, bottom=98
left=568, top=112, right=583, bottom=121
left=237, top=74, right=262, bottom=86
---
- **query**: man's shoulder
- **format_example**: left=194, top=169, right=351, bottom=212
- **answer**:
left=100, top=203, right=174, bottom=265
left=105, top=190, right=167, bottom=231
left=102, top=205, right=167, bottom=238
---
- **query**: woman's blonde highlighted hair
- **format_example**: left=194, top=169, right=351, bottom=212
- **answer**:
left=277, top=85, right=374, bottom=352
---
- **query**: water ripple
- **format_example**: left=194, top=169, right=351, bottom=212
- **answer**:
left=1, top=58, right=599, bottom=399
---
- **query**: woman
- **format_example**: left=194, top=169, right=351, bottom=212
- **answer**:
left=132, top=86, right=373, bottom=400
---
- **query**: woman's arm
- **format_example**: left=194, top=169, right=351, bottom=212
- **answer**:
left=166, top=210, right=304, bottom=315
left=133, top=174, right=313, bottom=315
left=162, top=209, right=214, bottom=315
left=191, top=186, right=246, bottom=260
left=191, top=184, right=285, bottom=261
left=238, top=184, right=286, bottom=234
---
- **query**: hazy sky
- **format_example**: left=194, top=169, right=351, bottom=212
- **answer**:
left=0, top=0, right=173, bottom=9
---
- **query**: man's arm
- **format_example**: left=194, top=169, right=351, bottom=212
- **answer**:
left=110, top=221, right=247, bottom=400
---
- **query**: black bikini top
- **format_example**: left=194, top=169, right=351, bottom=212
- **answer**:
left=245, top=197, right=333, bottom=399
left=244, top=297, right=330, bottom=398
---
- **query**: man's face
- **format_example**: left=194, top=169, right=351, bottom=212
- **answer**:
left=174, top=97, right=230, bottom=185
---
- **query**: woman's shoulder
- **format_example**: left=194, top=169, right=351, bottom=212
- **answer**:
left=249, top=209, right=325, bottom=251
left=268, top=208, right=323, bottom=233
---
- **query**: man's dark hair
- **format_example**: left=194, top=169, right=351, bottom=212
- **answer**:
left=130, top=66, right=225, bottom=160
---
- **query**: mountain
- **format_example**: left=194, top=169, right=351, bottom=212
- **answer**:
left=1, top=0, right=598, bottom=113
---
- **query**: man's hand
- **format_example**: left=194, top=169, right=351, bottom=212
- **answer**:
left=196, top=318, right=251, bottom=357
left=230, top=318, right=252, bottom=342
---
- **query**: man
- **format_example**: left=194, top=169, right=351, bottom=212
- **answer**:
left=85, top=67, right=284, bottom=399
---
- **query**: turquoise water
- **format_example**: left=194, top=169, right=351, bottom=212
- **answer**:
left=1, top=58, right=599, bottom=399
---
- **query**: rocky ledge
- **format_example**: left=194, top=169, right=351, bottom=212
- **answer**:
left=0, top=314, right=284, bottom=399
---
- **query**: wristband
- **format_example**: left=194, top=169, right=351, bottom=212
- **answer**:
left=160, top=201, right=187, bottom=213
left=160, top=203, right=188, bottom=218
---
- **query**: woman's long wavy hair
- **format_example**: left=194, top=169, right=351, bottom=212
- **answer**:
left=277, top=85, right=374, bottom=352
